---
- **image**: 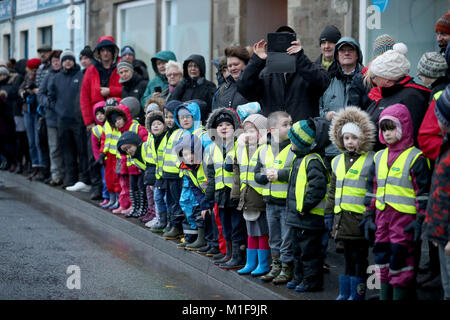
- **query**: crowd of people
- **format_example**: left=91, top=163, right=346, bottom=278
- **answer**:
left=0, top=13, right=449, bottom=301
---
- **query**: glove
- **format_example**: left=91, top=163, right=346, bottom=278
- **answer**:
left=324, top=213, right=334, bottom=232
left=96, top=153, right=106, bottom=167
left=403, top=214, right=425, bottom=242
left=359, top=211, right=377, bottom=245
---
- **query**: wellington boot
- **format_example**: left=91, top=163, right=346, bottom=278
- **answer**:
left=162, top=226, right=183, bottom=240
left=150, top=212, right=167, bottom=233
left=260, top=256, right=281, bottom=282
left=214, top=241, right=232, bottom=265
left=348, top=277, right=366, bottom=300
left=272, top=262, right=293, bottom=284
left=380, top=282, right=393, bottom=300
left=186, top=228, right=206, bottom=251
left=393, top=286, right=410, bottom=300
left=219, top=242, right=245, bottom=270
left=237, top=249, right=258, bottom=275
left=336, top=275, right=351, bottom=300
left=250, top=249, right=271, bottom=277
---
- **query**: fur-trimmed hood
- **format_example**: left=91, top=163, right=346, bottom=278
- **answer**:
left=329, top=106, right=376, bottom=154
left=205, top=107, right=241, bottom=142
left=105, top=104, right=132, bottom=132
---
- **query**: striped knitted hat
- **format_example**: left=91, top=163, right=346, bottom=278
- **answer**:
left=435, top=13, right=450, bottom=35
left=417, top=52, right=448, bottom=78
left=288, top=119, right=316, bottom=152
left=372, top=34, right=395, bottom=59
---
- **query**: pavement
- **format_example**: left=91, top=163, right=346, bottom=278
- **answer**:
left=2, top=169, right=439, bottom=300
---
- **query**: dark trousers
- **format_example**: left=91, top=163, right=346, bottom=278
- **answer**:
left=343, top=239, right=369, bottom=278
left=218, top=207, right=246, bottom=244
left=38, top=117, right=50, bottom=177
left=166, top=178, right=184, bottom=228
left=58, top=122, right=89, bottom=186
left=205, top=207, right=219, bottom=248
left=15, top=131, right=30, bottom=165
left=292, top=227, right=324, bottom=287
left=86, top=129, right=102, bottom=193
left=129, top=173, right=144, bottom=192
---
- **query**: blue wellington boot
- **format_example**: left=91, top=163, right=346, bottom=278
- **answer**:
left=237, top=249, right=258, bottom=275
left=250, top=249, right=271, bottom=277
left=348, top=276, right=366, bottom=300
left=336, top=275, right=351, bottom=300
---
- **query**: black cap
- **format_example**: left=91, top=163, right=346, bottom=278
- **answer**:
left=319, top=25, right=341, bottom=45
left=80, top=45, right=93, bottom=59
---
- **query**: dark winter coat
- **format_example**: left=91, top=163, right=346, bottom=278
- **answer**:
left=35, top=61, right=51, bottom=88
left=423, top=133, right=450, bottom=246
left=366, top=76, right=430, bottom=151
left=237, top=50, right=330, bottom=122
left=37, top=68, right=59, bottom=128
left=121, top=72, right=148, bottom=102
left=212, top=74, right=248, bottom=110
left=0, top=72, right=22, bottom=119
left=133, top=59, right=149, bottom=81
left=314, top=54, right=340, bottom=76
left=49, top=64, right=84, bottom=125
left=168, top=54, right=216, bottom=120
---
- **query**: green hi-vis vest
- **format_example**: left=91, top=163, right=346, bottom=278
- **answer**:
left=236, top=144, right=264, bottom=195
left=374, top=146, right=428, bottom=214
left=332, top=151, right=374, bottom=214
left=211, top=141, right=237, bottom=191
left=295, top=153, right=330, bottom=216
left=162, top=127, right=206, bottom=176
left=259, top=143, right=295, bottom=199
left=185, top=162, right=208, bottom=194
left=145, top=133, right=168, bottom=180
left=92, top=124, right=103, bottom=140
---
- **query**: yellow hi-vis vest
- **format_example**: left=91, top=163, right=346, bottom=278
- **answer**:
left=332, top=151, right=374, bottom=214
left=259, top=143, right=296, bottom=199
left=129, top=143, right=147, bottom=171
left=185, top=162, right=208, bottom=194
left=236, top=144, right=263, bottom=195
left=374, top=146, right=427, bottom=214
left=211, top=141, right=237, bottom=191
left=295, top=153, right=330, bottom=216
left=103, top=121, right=114, bottom=155
left=124, top=121, right=143, bottom=166
left=162, top=127, right=206, bottom=176
left=92, top=124, right=103, bottom=140
left=145, top=133, right=168, bottom=180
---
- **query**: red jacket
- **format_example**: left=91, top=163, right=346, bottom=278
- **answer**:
left=418, top=99, right=444, bottom=161
left=80, top=64, right=122, bottom=126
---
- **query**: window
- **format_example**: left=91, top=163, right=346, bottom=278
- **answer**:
left=37, top=25, right=52, bottom=48
left=20, top=30, right=29, bottom=60
left=162, top=0, right=212, bottom=78
left=117, top=0, right=156, bottom=77
left=359, top=0, right=447, bottom=79
left=2, top=33, right=10, bottom=60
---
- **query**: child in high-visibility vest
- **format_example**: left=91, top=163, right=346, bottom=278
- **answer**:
left=326, top=106, right=377, bottom=300
left=106, top=104, right=148, bottom=217
left=232, top=113, right=271, bottom=277
left=255, top=111, right=295, bottom=284
left=362, top=103, right=431, bottom=300
left=97, top=98, right=122, bottom=210
left=205, top=107, right=246, bottom=269
left=141, top=110, right=168, bottom=228
left=285, top=118, right=330, bottom=293
left=91, top=101, right=108, bottom=206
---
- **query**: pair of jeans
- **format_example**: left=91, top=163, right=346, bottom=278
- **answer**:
left=47, top=126, right=64, bottom=180
left=23, top=112, right=43, bottom=167
left=166, top=178, right=184, bottom=228
left=154, top=185, right=168, bottom=214
left=266, top=203, right=293, bottom=263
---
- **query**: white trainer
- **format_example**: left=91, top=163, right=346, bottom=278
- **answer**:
left=65, top=181, right=91, bottom=192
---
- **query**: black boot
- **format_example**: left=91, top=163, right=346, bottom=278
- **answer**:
left=214, top=241, right=232, bottom=265
left=219, top=242, right=246, bottom=270
left=137, top=190, right=147, bottom=218
left=125, top=191, right=138, bottom=218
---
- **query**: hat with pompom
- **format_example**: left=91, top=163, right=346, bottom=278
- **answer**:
left=369, top=43, right=410, bottom=80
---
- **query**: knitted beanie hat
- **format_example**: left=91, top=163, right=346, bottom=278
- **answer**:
left=120, top=96, right=140, bottom=119
left=121, top=45, right=135, bottom=56
left=60, top=49, right=76, bottom=63
left=435, top=13, right=450, bottom=35
left=213, top=112, right=235, bottom=129
left=288, top=119, right=316, bottom=151
left=417, top=52, right=448, bottom=78
left=79, top=45, right=93, bottom=59
left=26, top=58, right=41, bottom=70
left=372, top=34, right=395, bottom=59
left=243, top=114, right=268, bottom=134
left=117, top=131, right=142, bottom=155
left=319, top=25, right=341, bottom=45
left=0, top=66, right=10, bottom=76
left=117, top=61, right=134, bottom=73
left=341, top=122, right=361, bottom=137
left=370, top=43, right=410, bottom=80
left=435, top=84, right=450, bottom=128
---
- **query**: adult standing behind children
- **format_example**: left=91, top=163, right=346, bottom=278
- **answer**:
left=237, top=26, right=330, bottom=122
left=314, top=25, right=341, bottom=74
left=49, top=50, right=89, bottom=191
left=120, top=45, right=149, bottom=81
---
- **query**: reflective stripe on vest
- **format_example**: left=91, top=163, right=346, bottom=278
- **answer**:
left=125, top=122, right=141, bottom=166
left=111, top=129, right=121, bottom=157
left=162, top=128, right=183, bottom=176
left=130, top=143, right=147, bottom=171
left=236, top=144, right=264, bottom=195
left=103, top=121, right=113, bottom=154
left=433, top=90, right=443, bottom=101
left=260, top=143, right=295, bottom=199
left=186, top=163, right=208, bottom=193
left=212, top=142, right=236, bottom=190
left=332, top=151, right=374, bottom=214
left=295, top=153, right=329, bottom=216
left=155, top=133, right=168, bottom=179
left=92, top=125, right=103, bottom=140
left=374, top=147, right=422, bottom=214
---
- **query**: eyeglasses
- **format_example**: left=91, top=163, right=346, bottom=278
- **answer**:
left=167, top=73, right=181, bottom=78
left=179, top=115, right=192, bottom=120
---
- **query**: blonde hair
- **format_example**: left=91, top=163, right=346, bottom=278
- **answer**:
left=165, top=60, right=183, bottom=77
left=268, top=111, right=291, bottom=129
